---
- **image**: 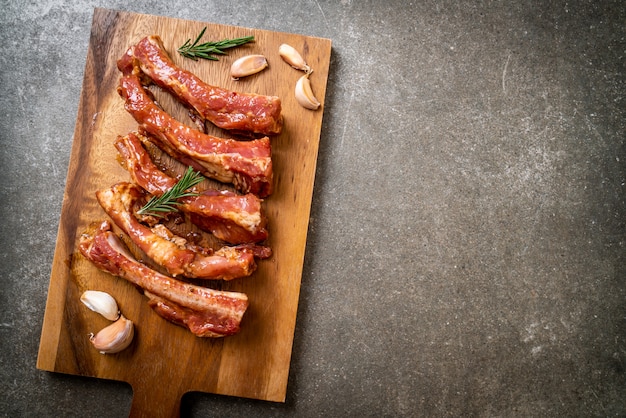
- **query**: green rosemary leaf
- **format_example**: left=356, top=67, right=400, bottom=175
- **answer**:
left=137, top=166, right=204, bottom=218
left=177, top=27, right=254, bottom=61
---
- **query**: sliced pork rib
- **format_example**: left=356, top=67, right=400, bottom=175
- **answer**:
left=114, top=132, right=269, bottom=244
left=79, top=221, right=249, bottom=337
left=117, top=35, right=283, bottom=137
left=96, top=182, right=270, bottom=280
left=118, top=74, right=273, bottom=197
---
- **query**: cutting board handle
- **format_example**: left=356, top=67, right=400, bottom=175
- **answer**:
left=128, top=385, right=183, bottom=418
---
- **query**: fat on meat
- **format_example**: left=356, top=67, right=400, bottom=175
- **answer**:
left=79, top=221, right=249, bottom=337
left=96, top=182, right=270, bottom=280
left=117, top=35, right=283, bottom=137
left=114, top=132, right=269, bottom=244
left=117, top=74, right=273, bottom=197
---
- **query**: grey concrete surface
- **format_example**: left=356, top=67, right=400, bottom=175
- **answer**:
left=1, top=0, right=624, bottom=416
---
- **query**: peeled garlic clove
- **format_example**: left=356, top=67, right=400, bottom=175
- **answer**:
left=279, top=43, right=311, bottom=73
left=80, top=290, right=120, bottom=321
left=295, top=74, right=321, bottom=110
left=89, top=315, right=134, bottom=354
left=230, top=54, right=268, bottom=79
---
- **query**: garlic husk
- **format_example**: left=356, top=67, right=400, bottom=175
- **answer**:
left=279, top=43, right=311, bottom=74
left=89, top=315, right=134, bottom=354
left=295, top=74, right=321, bottom=110
left=230, top=54, right=268, bottom=79
left=80, top=290, right=120, bottom=321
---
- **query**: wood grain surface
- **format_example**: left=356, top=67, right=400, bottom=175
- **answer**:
left=36, top=8, right=331, bottom=417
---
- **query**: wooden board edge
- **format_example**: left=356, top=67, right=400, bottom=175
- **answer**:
left=37, top=8, right=334, bottom=406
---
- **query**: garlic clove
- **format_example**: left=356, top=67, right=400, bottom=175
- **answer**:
left=279, top=43, right=311, bottom=74
left=80, top=290, right=120, bottom=321
left=89, top=315, right=134, bottom=354
left=295, top=74, right=321, bottom=110
left=230, top=54, right=268, bottom=79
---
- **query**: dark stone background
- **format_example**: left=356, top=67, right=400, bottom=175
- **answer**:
left=1, top=1, right=623, bottom=416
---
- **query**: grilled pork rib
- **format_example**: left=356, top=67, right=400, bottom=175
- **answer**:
left=117, top=35, right=283, bottom=137
left=96, top=182, right=270, bottom=280
left=114, top=132, right=269, bottom=244
left=117, top=74, right=273, bottom=197
left=79, top=221, right=249, bottom=337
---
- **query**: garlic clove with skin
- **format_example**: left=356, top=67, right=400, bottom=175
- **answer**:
left=230, top=54, right=268, bottom=79
left=80, top=290, right=120, bottom=321
left=279, top=43, right=311, bottom=74
left=295, top=74, right=321, bottom=110
left=89, top=315, right=134, bottom=354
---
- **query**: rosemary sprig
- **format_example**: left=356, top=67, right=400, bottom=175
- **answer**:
left=137, top=166, right=204, bottom=217
left=177, top=27, right=254, bottom=61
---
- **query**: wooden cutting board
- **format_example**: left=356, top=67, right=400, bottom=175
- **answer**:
left=37, top=8, right=331, bottom=417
